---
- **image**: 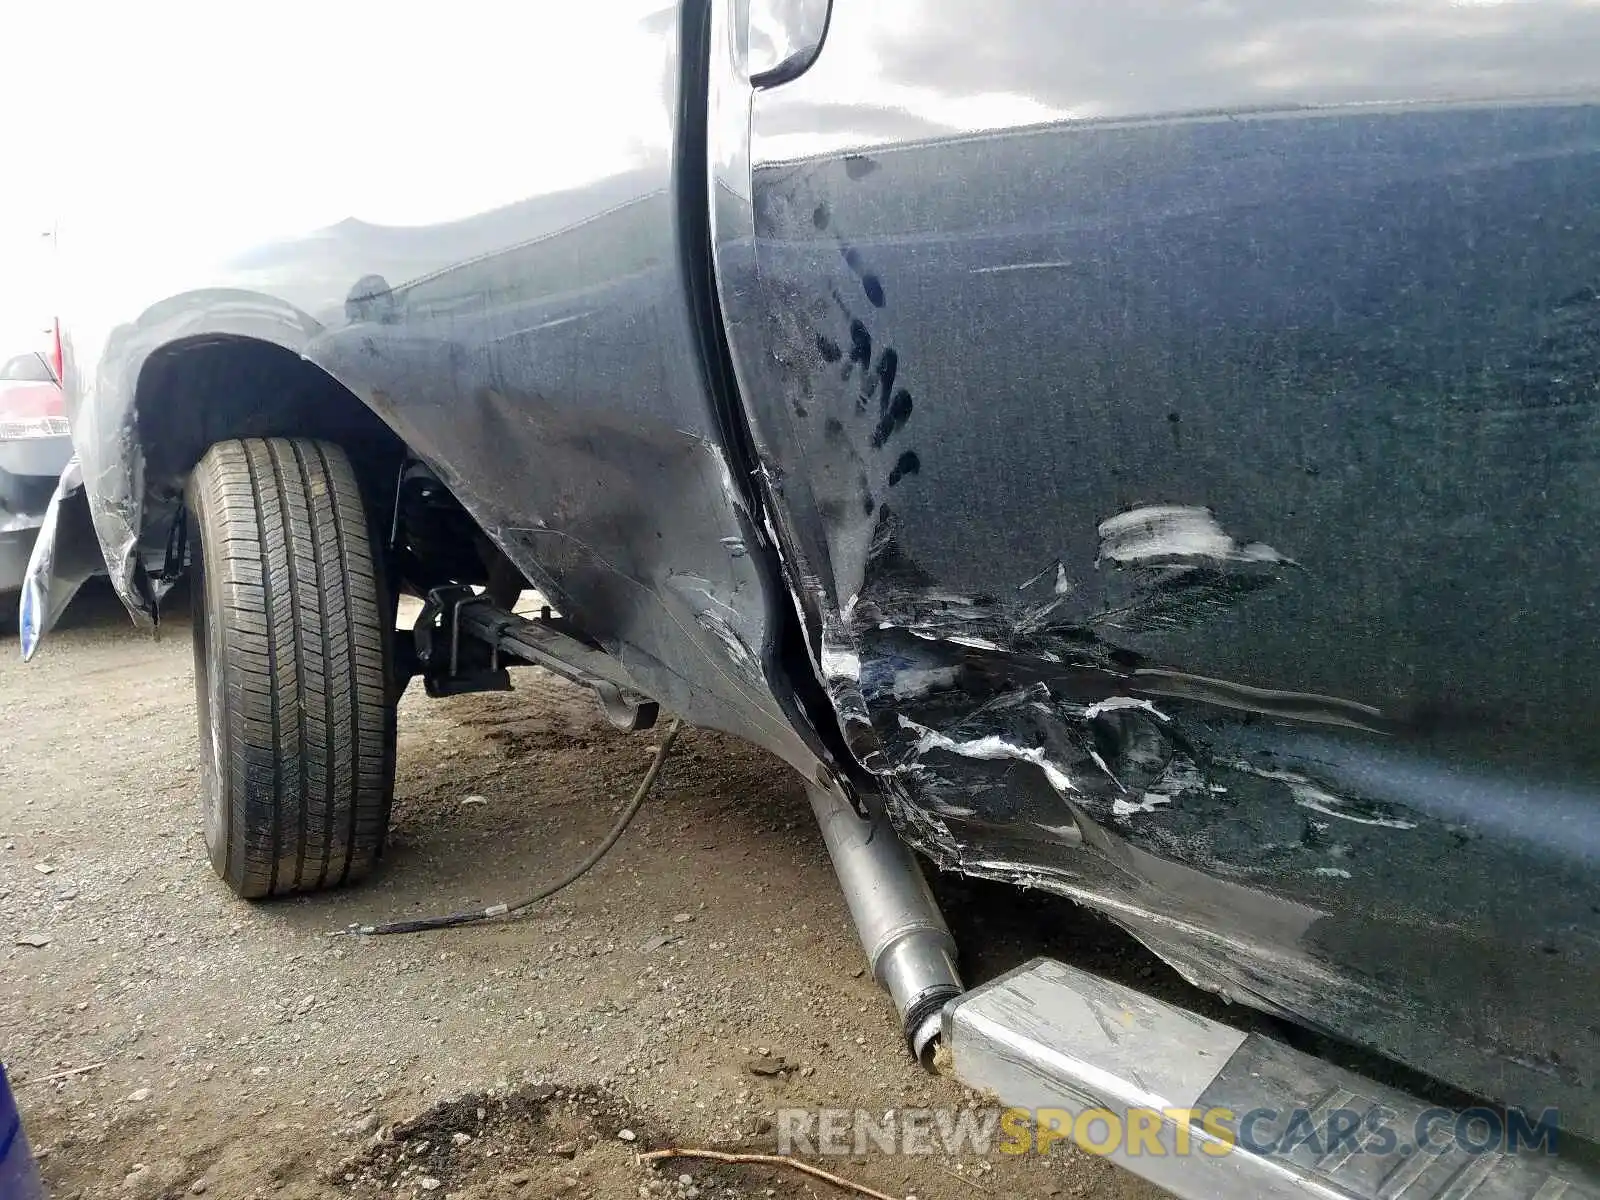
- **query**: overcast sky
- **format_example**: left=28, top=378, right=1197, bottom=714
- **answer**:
left=0, top=1, right=675, bottom=348
left=7, top=0, right=1595, bottom=350
left=0, top=0, right=1065, bottom=348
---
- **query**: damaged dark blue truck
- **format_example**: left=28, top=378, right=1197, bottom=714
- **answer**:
left=21, top=2, right=1600, bottom=1194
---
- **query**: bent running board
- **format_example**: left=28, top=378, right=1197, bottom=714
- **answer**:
left=945, top=959, right=1597, bottom=1200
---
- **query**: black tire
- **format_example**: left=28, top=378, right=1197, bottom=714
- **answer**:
left=187, top=437, right=396, bottom=899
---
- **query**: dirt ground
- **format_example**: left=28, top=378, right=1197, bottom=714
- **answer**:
left=1, top=584, right=1173, bottom=1200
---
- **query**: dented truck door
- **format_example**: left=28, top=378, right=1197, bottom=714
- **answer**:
left=718, top=0, right=1600, bottom=1134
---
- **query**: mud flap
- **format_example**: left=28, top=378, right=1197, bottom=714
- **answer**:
left=18, top=457, right=101, bottom=660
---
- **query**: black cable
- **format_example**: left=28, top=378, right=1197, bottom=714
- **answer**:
left=344, top=719, right=683, bottom=936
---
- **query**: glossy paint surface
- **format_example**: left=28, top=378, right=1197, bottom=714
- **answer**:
left=37, top=0, right=1600, bottom=1135
left=44, top=1, right=827, bottom=780
left=722, top=0, right=1600, bottom=1133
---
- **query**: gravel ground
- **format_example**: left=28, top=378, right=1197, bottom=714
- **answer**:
left=1, top=583, right=1174, bottom=1200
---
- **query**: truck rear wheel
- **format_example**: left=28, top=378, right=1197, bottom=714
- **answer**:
left=187, top=437, right=396, bottom=899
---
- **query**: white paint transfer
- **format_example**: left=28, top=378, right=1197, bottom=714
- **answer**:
left=1225, top=761, right=1419, bottom=830
left=1114, top=756, right=1207, bottom=820
left=945, top=634, right=1005, bottom=651
left=1113, top=793, right=1173, bottom=819
left=898, top=716, right=1077, bottom=794
left=1084, top=696, right=1171, bottom=722
left=1098, top=505, right=1290, bottom=568
left=970, top=260, right=1075, bottom=275
left=821, top=646, right=862, bottom=681
left=1088, top=749, right=1121, bottom=786
left=890, top=666, right=961, bottom=700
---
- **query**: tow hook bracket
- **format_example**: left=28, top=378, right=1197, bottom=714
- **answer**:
left=410, top=585, right=659, bottom=731
left=413, top=586, right=513, bottom=698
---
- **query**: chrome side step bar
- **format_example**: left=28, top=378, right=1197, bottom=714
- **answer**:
left=945, top=959, right=1598, bottom=1200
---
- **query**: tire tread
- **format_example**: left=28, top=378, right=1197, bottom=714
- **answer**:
left=188, top=437, right=395, bottom=899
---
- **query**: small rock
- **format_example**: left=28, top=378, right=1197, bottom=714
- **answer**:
left=56, top=888, right=79, bottom=901
left=295, top=995, right=316, bottom=1015
left=126, top=1087, right=153, bottom=1103
left=34, top=863, right=56, bottom=875
left=640, top=934, right=683, bottom=954
left=417, top=1177, right=442, bottom=1192
left=121, top=1165, right=151, bottom=1195
left=679, top=1175, right=693, bottom=1186
left=341, top=1113, right=380, bottom=1138
left=14, top=935, right=49, bottom=949
left=617, top=1129, right=637, bottom=1143
left=190, top=1181, right=208, bottom=1194
left=672, top=913, right=692, bottom=924
left=451, top=1132, right=472, bottom=1146
left=460, top=795, right=488, bottom=806
left=549, top=1143, right=577, bottom=1159
left=744, top=1056, right=787, bottom=1077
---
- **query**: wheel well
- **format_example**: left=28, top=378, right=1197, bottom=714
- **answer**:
left=134, top=334, right=509, bottom=597
left=135, top=335, right=403, bottom=485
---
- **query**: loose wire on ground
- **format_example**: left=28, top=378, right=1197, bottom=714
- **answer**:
left=343, top=718, right=683, bottom=936
left=637, top=1149, right=901, bottom=1200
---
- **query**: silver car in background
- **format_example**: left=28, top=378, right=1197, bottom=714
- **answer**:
left=0, top=347, right=72, bottom=624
